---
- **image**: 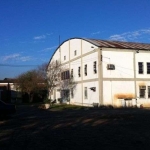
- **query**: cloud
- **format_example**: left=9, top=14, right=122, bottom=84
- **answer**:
left=19, top=56, right=31, bottom=62
left=46, top=33, right=53, bottom=36
left=40, top=46, right=57, bottom=52
left=109, top=28, right=150, bottom=41
left=33, top=35, right=46, bottom=40
left=91, top=31, right=101, bottom=35
left=109, top=34, right=127, bottom=41
left=2, top=53, right=31, bottom=62
left=3, top=54, right=20, bottom=61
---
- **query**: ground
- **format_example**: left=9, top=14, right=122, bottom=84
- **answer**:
left=1, top=105, right=150, bottom=150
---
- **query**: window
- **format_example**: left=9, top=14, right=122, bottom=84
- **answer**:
left=56, top=60, right=58, bottom=66
left=84, top=87, right=88, bottom=99
left=138, top=62, right=143, bottom=74
left=64, top=56, right=66, bottom=60
left=93, top=61, right=97, bottom=74
left=61, top=70, right=70, bottom=80
left=78, top=67, right=81, bottom=77
left=61, top=72, right=64, bottom=80
left=74, top=50, right=77, bottom=56
left=71, top=69, right=73, bottom=78
left=139, top=86, right=146, bottom=98
left=84, top=64, right=87, bottom=76
left=147, top=63, right=150, bottom=74
left=71, top=88, right=74, bottom=98
left=148, top=86, right=150, bottom=98
left=107, top=64, right=115, bottom=70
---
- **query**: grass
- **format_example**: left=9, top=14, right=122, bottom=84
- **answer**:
left=49, top=104, right=86, bottom=111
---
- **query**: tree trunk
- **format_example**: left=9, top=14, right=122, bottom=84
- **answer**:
left=29, top=93, right=33, bottom=103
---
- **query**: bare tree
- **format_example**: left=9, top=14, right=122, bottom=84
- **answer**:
left=59, top=75, right=77, bottom=103
left=46, top=60, right=77, bottom=103
left=46, top=61, right=62, bottom=100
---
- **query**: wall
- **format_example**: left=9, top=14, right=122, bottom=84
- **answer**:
left=136, top=51, right=150, bottom=78
left=102, top=49, right=134, bottom=78
left=103, top=81, right=135, bottom=107
left=49, top=38, right=99, bottom=106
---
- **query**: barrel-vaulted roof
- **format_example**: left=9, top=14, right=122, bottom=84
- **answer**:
left=48, top=37, right=150, bottom=66
left=86, top=38, right=150, bottom=50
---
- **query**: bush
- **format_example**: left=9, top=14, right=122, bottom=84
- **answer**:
left=44, top=98, right=50, bottom=104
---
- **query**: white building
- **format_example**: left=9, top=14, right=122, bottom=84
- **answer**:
left=48, top=38, right=150, bottom=107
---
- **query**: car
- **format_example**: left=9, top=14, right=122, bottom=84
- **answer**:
left=0, top=100, right=16, bottom=116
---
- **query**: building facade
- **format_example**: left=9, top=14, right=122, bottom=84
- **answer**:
left=48, top=38, right=150, bottom=107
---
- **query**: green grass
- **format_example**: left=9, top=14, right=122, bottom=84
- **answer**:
left=50, top=104, right=86, bottom=111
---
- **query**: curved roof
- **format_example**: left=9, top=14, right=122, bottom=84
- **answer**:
left=48, top=37, right=150, bottom=66
left=87, top=38, right=150, bottom=50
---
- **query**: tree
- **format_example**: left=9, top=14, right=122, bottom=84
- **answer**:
left=46, top=61, right=62, bottom=100
left=59, top=75, right=77, bottom=103
left=15, top=67, right=47, bottom=103
left=47, top=60, right=77, bottom=103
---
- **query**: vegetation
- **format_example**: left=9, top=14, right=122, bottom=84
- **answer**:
left=15, top=60, right=77, bottom=104
left=50, top=104, right=85, bottom=111
left=15, top=63, right=48, bottom=103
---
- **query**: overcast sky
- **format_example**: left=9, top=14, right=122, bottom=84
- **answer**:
left=0, top=0, right=150, bottom=79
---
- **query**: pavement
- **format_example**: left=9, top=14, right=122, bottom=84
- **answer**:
left=1, top=105, right=150, bottom=150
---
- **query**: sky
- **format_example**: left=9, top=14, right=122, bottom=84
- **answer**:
left=0, top=0, right=150, bottom=79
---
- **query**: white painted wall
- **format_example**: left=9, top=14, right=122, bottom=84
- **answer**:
left=136, top=52, right=150, bottom=78
left=71, top=83, right=82, bottom=104
left=49, top=38, right=150, bottom=107
left=82, top=81, right=99, bottom=106
left=103, top=49, right=134, bottom=78
left=103, top=81, right=135, bottom=107
left=51, top=49, right=60, bottom=62
left=82, top=52, right=98, bottom=80
left=82, top=40, right=98, bottom=54
left=136, top=81, right=150, bottom=107
left=70, top=39, right=81, bottom=59
left=70, top=58, right=81, bottom=82
left=60, top=41, right=69, bottom=63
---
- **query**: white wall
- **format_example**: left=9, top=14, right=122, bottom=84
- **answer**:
left=70, top=39, right=81, bottom=59
left=70, top=58, right=81, bottom=82
left=136, top=81, right=150, bottom=107
left=82, top=40, right=98, bottom=55
left=103, top=49, right=134, bottom=78
left=136, top=52, right=150, bottom=78
left=49, top=38, right=150, bottom=107
left=51, top=49, right=60, bottom=62
left=82, top=52, right=98, bottom=80
left=60, top=41, right=69, bottom=63
left=103, top=81, right=135, bottom=107
left=82, top=81, right=99, bottom=106
left=71, top=83, right=82, bottom=104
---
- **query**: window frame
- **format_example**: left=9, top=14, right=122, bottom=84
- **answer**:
left=64, top=56, right=66, bottom=60
left=74, top=50, right=77, bottom=56
left=138, top=62, right=143, bottom=74
left=78, top=66, right=81, bottom=77
left=93, top=61, right=97, bottom=74
left=84, top=87, right=88, bottom=99
left=84, top=64, right=87, bottom=76
left=147, top=62, right=150, bottom=74
left=71, top=69, right=73, bottom=78
left=139, top=86, right=146, bottom=98
left=148, top=86, right=150, bottom=98
left=71, top=88, right=74, bottom=98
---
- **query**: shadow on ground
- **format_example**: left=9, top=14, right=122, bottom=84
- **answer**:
left=1, top=105, right=150, bottom=150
